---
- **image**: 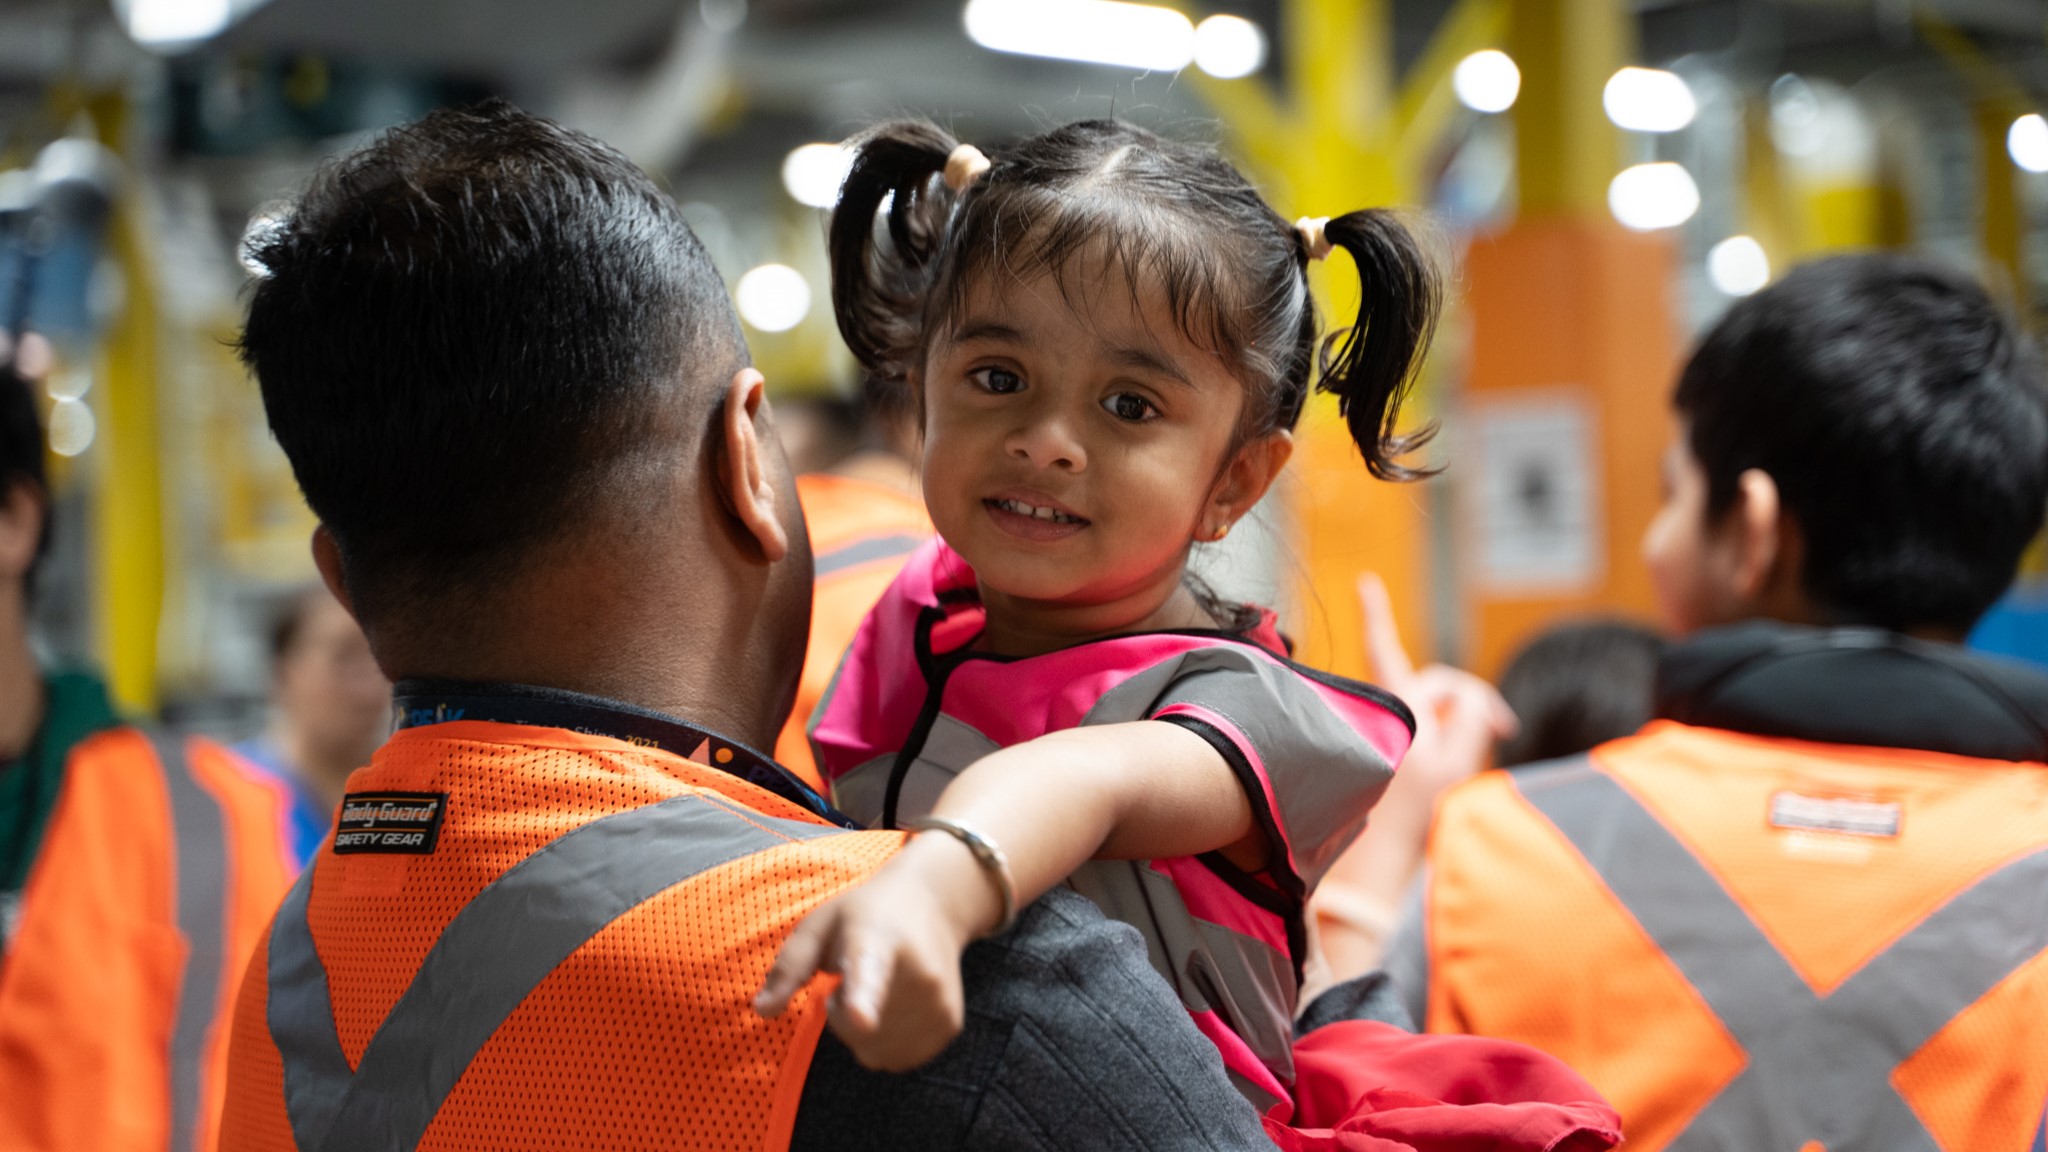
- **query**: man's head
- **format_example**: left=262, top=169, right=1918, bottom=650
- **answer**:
left=1644, top=253, right=2048, bottom=638
left=0, top=363, right=50, bottom=602
left=242, top=101, right=809, bottom=729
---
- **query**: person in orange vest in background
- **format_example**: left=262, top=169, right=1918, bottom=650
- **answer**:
left=1387, top=253, right=2048, bottom=1152
left=0, top=350, right=296, bottom=1150
left=775, top=380, right=930, bottom=790
left=218, top=100, right=1284, bottom=1151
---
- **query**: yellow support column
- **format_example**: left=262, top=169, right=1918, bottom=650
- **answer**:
left=1976, top=99, right=2027, bottom=313
left=1457, top=0, right=1678, bottom=675
left=1195, top=0, right=1506, bottom=674
left=85, top=93, right=163, bottom=714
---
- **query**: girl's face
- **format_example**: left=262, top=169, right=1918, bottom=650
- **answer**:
left=918, top=261, right=1287, bottom=642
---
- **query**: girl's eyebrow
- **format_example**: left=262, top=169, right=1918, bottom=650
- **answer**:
left=952, top=320, right=1026, bottom=345
left=1108, top=345, right=1194, bottom=390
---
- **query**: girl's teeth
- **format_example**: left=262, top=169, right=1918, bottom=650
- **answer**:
left=996, top=498, right=1078, bottom=523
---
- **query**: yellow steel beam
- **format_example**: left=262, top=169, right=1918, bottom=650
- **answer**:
left=1509, top=0, right=1626, bottom=219
left=80, top=92, right=164, bottom=713
left=1391, top=0, right=1507, bottom=183
left=1919, top=11, right=2030, bottom=313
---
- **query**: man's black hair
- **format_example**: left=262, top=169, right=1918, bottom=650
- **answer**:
left=1496, top=619, right=1663, bottom=769
left=240, top=99, right=745, bottom=622
left=0, top=365, right=50, bottom=586
left=1675, top=253, right=2048, bottom=634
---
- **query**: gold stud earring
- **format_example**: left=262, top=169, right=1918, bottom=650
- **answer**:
left=1209, top=522, right=1231, bottom=541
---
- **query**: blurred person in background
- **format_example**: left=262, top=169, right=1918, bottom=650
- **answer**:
left=1308, top=575, right=1516, bottom=985
left=1390, top=253, right=2048, bottom=1152
left=232, top=584, right=390, bottom=868
left=220, top=100, right=1285, bottom=1151
left=776, top=376, right=930, bottom=788
left=1492, top=619, right=1662, bottom=770
left=0, top=351, right=294, bottom=1152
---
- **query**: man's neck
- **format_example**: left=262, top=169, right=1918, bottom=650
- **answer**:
left=0, top=590, right=44, bottom=759
left=366, top=563, right=797, bottom=753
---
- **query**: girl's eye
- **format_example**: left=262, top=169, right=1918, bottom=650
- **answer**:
left=970, top=367, right=1024, bottom=394
left=1103, top=392, right=1159, bottom=423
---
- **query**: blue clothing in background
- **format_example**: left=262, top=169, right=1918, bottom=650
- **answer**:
left=229, top=737, right=330, bottom=870
left=1968, top=582, right=2048, bottom=671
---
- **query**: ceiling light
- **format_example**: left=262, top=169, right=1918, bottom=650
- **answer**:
left=781, top=143, right=853, bottom=210
left=1603, top=67, right=1696, bottom=133
left=1193, top=14, right=1265, bottom=79
left=2009, top=114, right=2048, bottom=174
left=963, top=0, right=1195, bottom=72
left=1608, top=162, right=1699, bottom=231
left=1453, top=50, right=1520, bottom=115
left=48, top=398, right=95, bottom=457
left=121, top=0, right=234, bottom=46
left=735, top=264, right=811, bottom=333
left=1706, top=236, right=1770, bottom=296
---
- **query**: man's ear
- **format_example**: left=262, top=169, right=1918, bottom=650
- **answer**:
left=718, top=367, right=789, bottom=563
left=1198, top=431, right=1293, bottom=541
left=310, top=526, right=357, bottom=620
left=0, top=480, right=45, bottom=584
left=1727, top=468, right=1785, bottom=601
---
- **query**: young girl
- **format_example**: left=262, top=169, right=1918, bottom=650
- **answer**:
left=755, top=118, right=1618, bottom=1148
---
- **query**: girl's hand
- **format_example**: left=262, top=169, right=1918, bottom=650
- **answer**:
left=754, top=832, right=1004, bottom=1071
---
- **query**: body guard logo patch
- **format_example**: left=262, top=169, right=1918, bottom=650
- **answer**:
left=1769, top=791, right=1901, bottom=839
left=335, top=792, right=448, bottom=855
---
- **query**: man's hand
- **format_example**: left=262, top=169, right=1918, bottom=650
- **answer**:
left=1309, top=575, right=1519, bottom=985
left=1360, top=573, right=1518, bottom=809
left=754, top=832, right=1002, bottom=1071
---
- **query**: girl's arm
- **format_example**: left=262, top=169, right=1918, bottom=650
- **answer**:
left=754, top=719, right=1263, bottom=1071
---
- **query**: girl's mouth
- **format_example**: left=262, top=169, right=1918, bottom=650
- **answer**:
left=983, top=497, right=1091, bottom=541
left=987, top=498, right=1088, bottom=525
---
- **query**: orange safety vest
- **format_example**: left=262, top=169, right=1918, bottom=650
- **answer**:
left=0, top=729, right=296, bottom=1152
left=1412, top=720, right=2048, bottom=1152
left=775, top=472, right=931, bottom=789
left=219, top=717, right=901, bottom=1152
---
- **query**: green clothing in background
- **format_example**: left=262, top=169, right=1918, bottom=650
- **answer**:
left=0, top=671, right=121, bottom=898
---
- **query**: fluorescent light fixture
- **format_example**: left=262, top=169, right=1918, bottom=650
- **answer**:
left=122, top=0, right=234, bottom=46
left=964, top=0, right=1195, bottom=72
left=1452, top=50, right=1520, bottom=114
left=2010, top=114, right=2048, bottom=174
left=736, top=264, right=811, bottom=333
left=782, top=143, right=853, bottom=209
left=1607, top=162, right=1699, bottom=231
left=1707, top=235, right=1770, bottom=296
left=1603, top=67, right=1696, bottom=133
left=1193, top=14, right=1265, bottom=79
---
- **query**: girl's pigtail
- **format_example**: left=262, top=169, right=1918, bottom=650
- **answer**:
left=1314, top=210, right=1443, bottom=481
left=828, top=121, right=962, bottom=385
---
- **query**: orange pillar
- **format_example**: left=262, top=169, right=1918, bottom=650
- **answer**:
left=1455, top=0, right=1680, bottom=675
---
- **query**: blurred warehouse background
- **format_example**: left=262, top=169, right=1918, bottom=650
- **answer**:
left=3, top=0, right=2046, bottom=731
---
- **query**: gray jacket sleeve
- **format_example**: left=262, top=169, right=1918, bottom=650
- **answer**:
left=792, top=888, right=1277, bottom=1152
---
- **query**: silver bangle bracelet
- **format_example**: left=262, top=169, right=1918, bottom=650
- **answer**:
left=905, top=816, right=1019, bottom=936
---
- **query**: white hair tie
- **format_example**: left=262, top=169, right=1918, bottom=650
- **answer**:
left=944, top=144, right=992, bottom=192
left=1295, top=216, right=1332, bottom=261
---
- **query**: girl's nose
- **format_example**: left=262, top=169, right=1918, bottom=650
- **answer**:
left=1005, top=407, right=1087, bottom=472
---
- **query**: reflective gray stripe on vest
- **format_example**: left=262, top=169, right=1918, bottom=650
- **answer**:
left=1513, top=760, right=2048, bottom=1152
left=152, top=731, right=228, bottom=1152
left=815, top=534, right=925, bottom=579
left=268, top=791, right=844, bottom=1152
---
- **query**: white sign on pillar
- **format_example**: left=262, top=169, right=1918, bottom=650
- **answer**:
left=1466, top=389, right=1602, bottom=593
